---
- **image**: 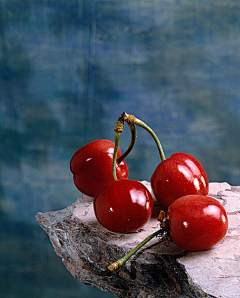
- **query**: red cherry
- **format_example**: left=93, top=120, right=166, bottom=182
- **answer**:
left=94, top=180, right=153, bottom=233
left=70, top=139, right=128, bottom=197
left=151, top=153, right=208, bottom=208
left=167, top=195, right=228, bottom=251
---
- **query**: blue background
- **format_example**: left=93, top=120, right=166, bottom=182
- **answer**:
left=1, top=1, right=240, bottom=297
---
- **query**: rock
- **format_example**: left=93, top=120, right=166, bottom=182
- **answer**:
left=36, top=182, right=240, bottom=298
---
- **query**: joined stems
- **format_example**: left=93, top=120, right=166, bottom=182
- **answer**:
left=122, top=112, right=166, bottom=162
left=114, top=112, right=166, bottom=165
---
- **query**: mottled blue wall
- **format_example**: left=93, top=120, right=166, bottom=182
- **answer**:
left=1, top=1, right=240, bottom=297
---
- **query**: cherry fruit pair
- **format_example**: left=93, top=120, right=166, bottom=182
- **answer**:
left=70, top=116, right=153, bottom=233
left=108, top=193, right=228, bottom=272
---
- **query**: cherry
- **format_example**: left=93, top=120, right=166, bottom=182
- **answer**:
left=151, top=153, right=209, bottom=208
left=167, top=194, right=228, bottom=251
left=94, top=179, right=153, bottom=233
left=70, top=139, right=128, bottom=197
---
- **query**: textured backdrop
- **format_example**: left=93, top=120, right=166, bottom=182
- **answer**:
left=1, top=1, right=240, bottom=297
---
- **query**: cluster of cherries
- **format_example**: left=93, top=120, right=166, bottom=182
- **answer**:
left=70, top=112, right=228, bottom=271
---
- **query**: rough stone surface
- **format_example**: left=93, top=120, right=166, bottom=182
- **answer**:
left=36, top=182, right=240, bottom=298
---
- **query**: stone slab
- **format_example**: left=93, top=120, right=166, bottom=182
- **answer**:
left=36, top=182, right=240, bottom=298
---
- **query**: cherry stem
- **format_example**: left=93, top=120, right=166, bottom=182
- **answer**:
left=122, top=112, right=166, bottom=162
left=117, top=124, right=137, bottom=164
left=112, top=116, right=125, bottom=181
left=112, top=131, right=121, bottom=181
left=107, top=228, right=168, bottom=272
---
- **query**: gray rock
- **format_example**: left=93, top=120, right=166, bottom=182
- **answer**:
left=36, top=182, right=240, bottom=298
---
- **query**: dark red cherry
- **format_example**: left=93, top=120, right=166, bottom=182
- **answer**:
left=151, top=153, right=208, bottom=208
left=167, top=194, right=228, bottom=251
left=70, top=139, right=128, bottom=197
left=94, top=180, right=153, bottom=233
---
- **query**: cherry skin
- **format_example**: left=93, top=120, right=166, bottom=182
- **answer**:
left=151, top=153, right=208, bottom=208
left=94, top=180, right=153, bottom=233
left=167, top=194, right=228, bottom=251
left=70, top=139, right=128, bottom=197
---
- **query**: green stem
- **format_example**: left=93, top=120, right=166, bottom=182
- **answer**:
left=112, top=131, right=121, bottom=181
left=134, top=117, right=166, bottom=162
left=117, top=124, right=137, bottom=164
left=107, top=228, right=167, bottom=272
left=112, top=116, right=125, bottom=181
left=121, top=112, right=166, bottom=162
